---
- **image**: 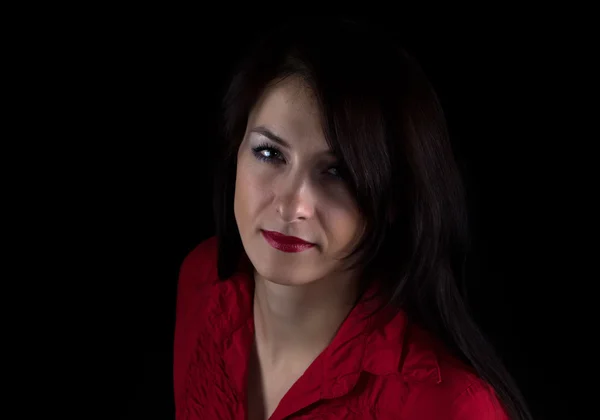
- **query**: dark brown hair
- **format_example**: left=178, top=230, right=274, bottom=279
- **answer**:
left=212, top=16, right=532, bottom=420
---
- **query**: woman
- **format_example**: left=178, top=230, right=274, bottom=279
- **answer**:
left=174, top=17, right=532, bottom=420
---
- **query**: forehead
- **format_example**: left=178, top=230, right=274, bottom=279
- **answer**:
left=247, top=76, right=325, bottom=145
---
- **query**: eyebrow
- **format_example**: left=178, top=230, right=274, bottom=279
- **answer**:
left=250, top=126, right=335, bottom=157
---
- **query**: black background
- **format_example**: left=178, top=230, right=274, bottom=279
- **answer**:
left=44, top=12, right=584, bottom=420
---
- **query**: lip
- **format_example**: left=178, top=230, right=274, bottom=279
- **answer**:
left=261, top=230, right=315, bottom=253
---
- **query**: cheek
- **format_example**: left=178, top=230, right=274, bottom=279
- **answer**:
left=321, top=198, right=363, bottom=249
left=234, top=157, right=273, bottom=222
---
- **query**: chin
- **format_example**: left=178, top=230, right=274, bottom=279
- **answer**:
left=250, top=253, right=317, bottom=287
left=253, top=257, right=311, bottom=285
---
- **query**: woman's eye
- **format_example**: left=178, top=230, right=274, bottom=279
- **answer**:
left=327, top=166, right=343, bottom=179
left=252, top=145, right=284, bottom=163
left=252, top=144, right=344, bottom=181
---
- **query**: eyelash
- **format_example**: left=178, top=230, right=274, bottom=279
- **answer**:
left=251, top=142, right=343, bottom=179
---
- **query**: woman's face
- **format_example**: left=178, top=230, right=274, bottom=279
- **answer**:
left=234, top=76, right=365, bottom=286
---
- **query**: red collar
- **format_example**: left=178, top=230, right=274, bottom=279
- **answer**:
left=205, top=251, right=442, bottom=419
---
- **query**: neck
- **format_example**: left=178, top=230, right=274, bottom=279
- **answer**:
left=252, top=269, right=359, bottom=370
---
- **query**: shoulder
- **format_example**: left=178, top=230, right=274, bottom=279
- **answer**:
left=174, top=235, right=220, bottom=335
left=179, top=235, right=219, bottom=283
left=445, top=377, right=510, bottom=419
left=173, top=236, right=220, bottom=399
left=403, top=324, right=508, bottom=419
left=377, top=322, right=509, bottom=419
left=177, top=235, right=219, bottom=296
left=401, top=362, right=509, bottom=419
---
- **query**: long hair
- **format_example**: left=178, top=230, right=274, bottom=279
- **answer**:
left=212, top=16, right=532, bottom=420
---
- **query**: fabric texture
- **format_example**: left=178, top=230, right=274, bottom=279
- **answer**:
left=174, top=236, right=509, bottom=419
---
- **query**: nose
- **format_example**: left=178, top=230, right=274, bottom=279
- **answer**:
left=274, top=173, right=316, bottom=223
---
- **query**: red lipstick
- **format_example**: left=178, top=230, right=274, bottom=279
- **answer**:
left=261, top=230, right=315, bottom=253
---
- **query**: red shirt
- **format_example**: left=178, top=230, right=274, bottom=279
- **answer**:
left=174, top=236, right=509, bottom=419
